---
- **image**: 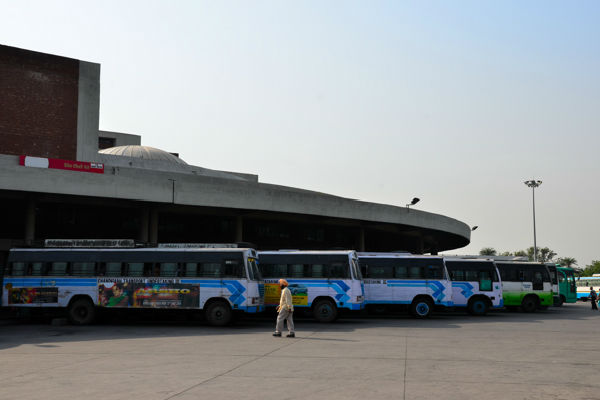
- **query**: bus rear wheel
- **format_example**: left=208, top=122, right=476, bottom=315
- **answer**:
left=521, top=296, right=539, bottom=313
left=312, top=299, right=338, bottom=322
left=204, top=300, right=232, bottom=326
left=467, top=298, right=489, bottom=316
left=410, top=298, right=433, bottom=318
left=68, top=298, right=95, bottom=325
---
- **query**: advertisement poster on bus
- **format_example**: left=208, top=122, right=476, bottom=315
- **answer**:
left=98, top=279, right=200, bottom=308
left=7, top=286, right=58, bottom=304
left=264, top=282, right=308, bottom=306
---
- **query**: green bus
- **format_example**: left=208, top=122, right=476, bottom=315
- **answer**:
left=495, top=262, right=553, bottom=312
left=556, top=266, right=577, bottom=304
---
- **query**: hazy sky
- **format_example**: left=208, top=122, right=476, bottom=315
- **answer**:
left=1, top=1, right=598, bottom=266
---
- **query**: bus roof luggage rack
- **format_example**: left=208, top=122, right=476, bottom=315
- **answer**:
left=158, top=243, right=239, bottom=248
left=44, top=239, right=139, bottom=248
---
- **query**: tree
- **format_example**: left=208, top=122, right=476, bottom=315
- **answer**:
left=499, top=251, right=513, bottom=257
left=557, top=257, right=577, bottom=268
left=513, top=250, right=527, bottom=258
left=525, top=246, right=556, bottom=262
left=581, top=261, right=600, bottom=277
left=479, top=247, right=497, bottom=256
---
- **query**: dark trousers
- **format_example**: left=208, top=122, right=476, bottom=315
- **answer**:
left=592, top=299, right=598, bottom=310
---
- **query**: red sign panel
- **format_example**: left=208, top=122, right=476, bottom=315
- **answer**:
left=19, top=155, right=104, bottom=174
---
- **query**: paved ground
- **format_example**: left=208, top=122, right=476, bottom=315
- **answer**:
left=1, top=302, right=599, bottom=400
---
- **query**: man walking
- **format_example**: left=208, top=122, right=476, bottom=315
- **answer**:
left=273, top=279, right=295, bottom=337
left=589, top=287, right=598, bottom=310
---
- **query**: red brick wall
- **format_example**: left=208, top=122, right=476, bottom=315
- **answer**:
left=0, top=45, right=79, bottom=159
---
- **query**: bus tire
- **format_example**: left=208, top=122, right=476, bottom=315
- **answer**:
left=558, top=295, right=566, bottom=306
left=68, top=298, right=95, bottom=325
left=521, top=295, right=539, bottom=313
left=204, top=300, right=232, bottom=326
left=410, top=297, right=433, bottom=318
left=467, top=297, right=489, bottom=316
left=312, top=298, right=338, bottom=323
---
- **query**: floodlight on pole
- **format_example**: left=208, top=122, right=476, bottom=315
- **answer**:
left=524, top=179, right=542, bottom=262
left=406, top=197, right=420, bottom=209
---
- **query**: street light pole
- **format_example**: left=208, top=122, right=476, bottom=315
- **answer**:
left=524, top=180, right=542, bottom=262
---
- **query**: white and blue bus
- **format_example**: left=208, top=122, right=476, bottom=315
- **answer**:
left=443, top=258, right=503, bottom=315
left=575, top=276, right=600, bottom=301
left=358, top=253, right=453, bottom=318
left=257, top=250, right=364, bottom=322
left=2, top=244, right=264, bottom=326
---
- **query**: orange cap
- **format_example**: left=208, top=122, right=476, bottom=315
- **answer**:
left=278, top=279, right=288, bottom=287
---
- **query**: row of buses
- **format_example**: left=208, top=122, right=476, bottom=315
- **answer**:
left=0, top=241, right=578, bottom=326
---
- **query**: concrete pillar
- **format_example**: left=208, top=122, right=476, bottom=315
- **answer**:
left=138, top=207, right=149, bottom=243
left=149, top=209, right=159, bottom=245
left=24, top=198, right=36, bottom=245
left=235, top=216, right=243, bottom=243
left=358, top=228, right=365, bottom=252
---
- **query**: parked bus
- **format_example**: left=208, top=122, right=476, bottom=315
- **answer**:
left=557, top=266, right=577, bottom=304
left=575, top=275, right=600, bottom=301
left=358, top=253, right=452, bottom=318
left=495, top=262, right=553, bottom=312
left=545, top=263, right=562, bottom=306
left=257, top=250, right=364, bottom=322
left=2, top=244, right=264, bottom=326
left=444, top=258, right=503, bottom=315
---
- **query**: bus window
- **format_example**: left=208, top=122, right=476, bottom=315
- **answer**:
left=395, top=265, right=408, bottom=279
left=311, top=264, right=324, bottom=278
left=409, top=266, right=423, bottom=279
left=479, top=270, right=492, bottom=291
left=200, top=263, right=221, bottom=278
left=426, top=265, right=443, bottom=279
left=10, top=262, right=26, bottom=276
left=532, top=271, right=544, bottom=290
left=223, top=260, right=243, bottom=278
left=290, top=264, right=304, bottom=278
left=105, top=262, right=122, bottom=277
left=72, top=262, right=95, bottom=276
left=160, top=262, right=178, bottom=277
left=49, top=262, right=68, bottom=276
left=369, top=265, right=392, bottom=279
left=126, top=262, right=144, bottom=277
left=325, top=263, right=346, bottom=278
left=184, top=262, right=198, bottom=277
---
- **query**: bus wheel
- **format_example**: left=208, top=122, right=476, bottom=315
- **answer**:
left=313, top=299, right=338, bottom=323
left=467, top=298, right=489, bottom=316
left=554, top=296, right=564, bottom=307
left=410, top=298, right=433, bottom=318
left=521, top=296, right=538, bottom=313
left=68, top=298, right=95, bottom=325
left=204, top=300, right=232, bottom=326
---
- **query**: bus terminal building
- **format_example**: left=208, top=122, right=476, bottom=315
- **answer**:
left=0, top=44, right=471, bottom=258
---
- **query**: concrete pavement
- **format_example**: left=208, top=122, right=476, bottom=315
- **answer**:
left=1, top=303, right=598, bottom=400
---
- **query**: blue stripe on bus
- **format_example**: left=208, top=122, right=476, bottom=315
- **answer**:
left=452, top=282, right=475, bottom=298
left=385, top=280, right=447, bottom=302
left=280, top=279, right=352, bottom=303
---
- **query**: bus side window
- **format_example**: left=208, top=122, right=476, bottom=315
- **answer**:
left=200, top=263, right=221, bottom=278
left=160, top=262, right=178, bottom=277
left=184, top=262, right=198, bottom=277
left=479, top=270, right=492, bottom=291
left=311, top=264, right=323, bottom=278
left=72, top=262, right=95, bottom=277
left=394, top=266, right=408, bottom=279
left=105, top=262, right=122, bottom=277
left=10, top=262, right=26, bottom=276
left=290, top=264, right=304, bottom=278
left=426, top=266, right=443, bottom=279
left=369, top=265, right=392, bottom=279
left=49, top=262, right=68, bottom=276
left=126, top=262, right=144, bottom=277
left=327, top=262, right=348, bottom=279
left=223, top=260, right=243, bottom=278
left=409, top=266, right=423, bottom=279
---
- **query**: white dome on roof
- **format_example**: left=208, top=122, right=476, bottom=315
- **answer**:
left=99, top=145, right=187, bottom=165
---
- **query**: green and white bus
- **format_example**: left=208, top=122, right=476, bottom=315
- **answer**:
left=495, top=261, right=553, bottom=312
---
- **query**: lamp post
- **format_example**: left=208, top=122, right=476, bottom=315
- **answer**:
left=524, top=179, right=542, bottom=262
